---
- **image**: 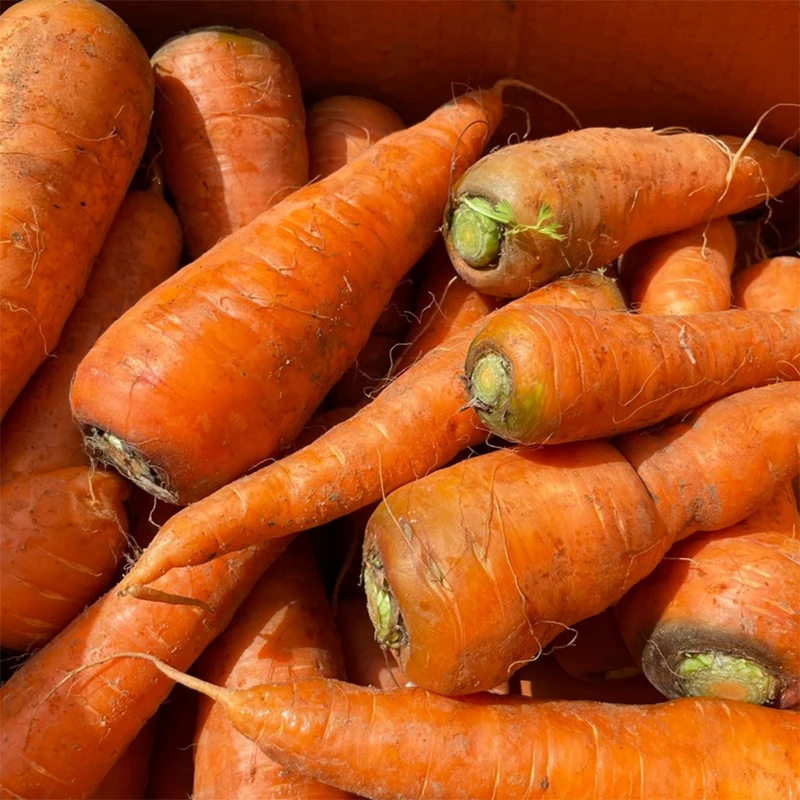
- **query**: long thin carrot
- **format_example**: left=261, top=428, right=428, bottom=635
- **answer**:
left=0, top=0, right=154, bottom=417
left=361, top=383, right=799, bottom=694
left=732, top=255, right=800, bottom=311
left=443, top=127, right=799, bottom=296
left=307, top=95, right=405, bottom=180
left=0, top=185, right=182, bottom=651
left=55, top=654, right=800, bottom=800
left=464, top=307, right=800, bottom=445
left=193, top=537, right=354, bottom=799
left=71, top=82, right=510, bottom=506
left=120, top=272, right=625, bottom=589
left=621, top=217, right=737, bottom=314
left=152, top=27, right=308, bottom=259
left=615, top=482, right=799, bottom=709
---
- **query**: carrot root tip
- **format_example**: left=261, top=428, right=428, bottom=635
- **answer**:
left=83, top=427, right=177, bottom=503
left=449, top=197, right=502, bottom=268
left=363, top=544, right=406, bottom=651
left=676, top=652, right=779, bottom=706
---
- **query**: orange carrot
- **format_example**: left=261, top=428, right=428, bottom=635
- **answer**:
left=464, top=307, right=800, bottom=445
left=732, top=256, right=800, bottom=311
left=152, top=27, right=308, bottom=259
left=389, top=240, right=501, bottom=375
left=63, top=654, right=800, bottom=800
left=90, top=717, right=157, bottom=800
left=444, top=127, right=800, bottom=296
left=307, top=95, right=405, bottom=180
left=0, top=0, right=154, bottom=417
left=621, top=217, right=737, bottom=314
left=0, top=185, right=182, bottom=651
left=361, top=383, right=799, bottom=695
left=120, top=272, right=625, bottom=589
left=615, top=482, right=799, bottom=708
left=193, top=538, right=354, bottom=799
left=72, top=82, right=510, bottom=506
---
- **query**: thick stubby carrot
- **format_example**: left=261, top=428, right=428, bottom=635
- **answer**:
left=615, top=482, right=800, bottom=708
left=72, top=657, right=800, bottom=800
left=732, top=256, right=800, bottom=311
left=121, top=272, right=625, bottom=589
left=0, top=187, right=182, bottom=651
left=0, top=0, right=154, bottom=417
left=71, top=83, right=509, bottom=506
left=464, top=307, right=800, bottom=445
left=193, top=538, right=353, bottom=800
left=444, top=127, right=800, bottom=296
left=152, top=28, right=308, bottom=259
left=0, top=538, right=291, bottom=798
left=307, top=95, right=405, bottom=180
left=551, top=609, right=641, bottom=682
left=390, top=241, right=501, bottom=375
left=90, top=717, right=156, bottom=800
left=622, top=217, right=737, bottom=314
left=362, top=383, right=800, bottom=694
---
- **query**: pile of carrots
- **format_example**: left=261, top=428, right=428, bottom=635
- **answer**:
left=1, top=0, right=798, bottom=797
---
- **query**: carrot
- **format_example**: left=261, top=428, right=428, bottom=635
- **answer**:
left=361, top=383, right=800, bottom=694
left=71, top=82, right=511, bottom=506
left=614, top=482, right=800, bottom=709
left=307, top=95, right=405, bottom=180
left=90, top=717, right=156, bottom=800
left=193, top=537, right=354, bottom=799
left=0, top=0, right=154, bottom=418
left=443, top=127, right=800, bottom=297
left=59, top=654, right=800, bottom=800
left=151, top=27, right=308, bottom=259
left=732, top=256, right=800, bottom=311
left=551, top=609, right=641, bottom=682
left=621, top=217, right=737, bottom=314
left=144, top=684, right=197, bottom=800
left=389, top=240, right=501, bottom=375
left=0, top=185, right=182, bottom=651
left=120, top=271, right=625, bottom=589
left=464, top=307, right=800, bottom=445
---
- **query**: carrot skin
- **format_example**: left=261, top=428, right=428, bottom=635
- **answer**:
left=444, top=127, right=800, bottom=297
left=0, top=0, right=154, bottom=417
left=0, top=188, right=182, bottom=651
left=71, top=84, right=507, bottom=505
left=732, top=256, right=800, bottom=311
left=122, top=273, right=626, bottom=588
left=307, top=95, right=405, bottom=180
left=615, top=483, right=800, bottom=707
left=622, top=217, right=737, bottom=314
left=90, top=717, right=156, bottom=800
left=465, top=307, right=800, bottom=445
left=152, top=27, right=308, bottom=259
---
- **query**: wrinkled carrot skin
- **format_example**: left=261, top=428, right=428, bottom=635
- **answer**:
left=90, top=717, right=156, bottom=800
left=732, top=256, right=800, bottom=311
left=144, top=684, right=197, bottom=800
left=152, top=28, right=308, bottom=259
left=0, top=0, right=154, bottom=417
left=307, top=95, right=405, bottom=180
left=391, top=241, right=501, bottom=375
left=72, top=86, right=507, bottom=506
left=445, top=128, right=800, bottom=296
left=123, top=272, right=625, bottom=588
left=364, top=383, right=800, bottom=695
left=465, top=307, right=800, bottom=445
left=194, top=538, right=353, bottom=799
left=0, top=539, right=291, bottom=798
left=615, top=483, right=800, bottom=708
left=622, top=217, right=736, bottom=314
left=0, top=189, right=181, bottom=651
left=218, top=679, right=799, bottom=800
left=551, top=609, right=640, bottom=682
